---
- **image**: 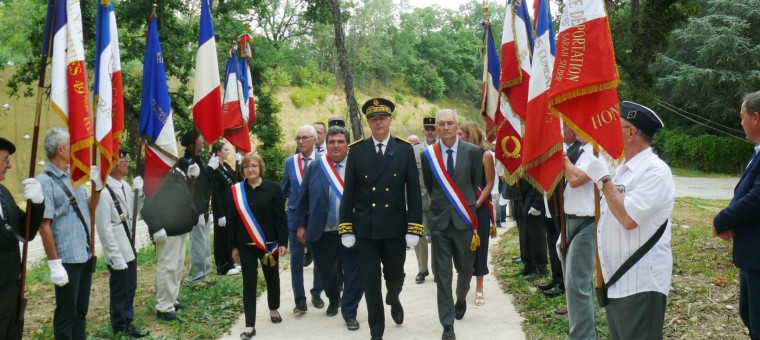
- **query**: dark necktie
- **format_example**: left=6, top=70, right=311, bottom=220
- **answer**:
left=377, top=143, right=384, bottom=156
left=317, top=146, right=323, bottom=154
left=302, top=157, right=310, bottom=172
left=446, top=149, right=454, bottom=177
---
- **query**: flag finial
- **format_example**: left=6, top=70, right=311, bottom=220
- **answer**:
left=482, top=2, right=490, bottom=21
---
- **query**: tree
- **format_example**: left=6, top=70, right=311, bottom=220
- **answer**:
left=652, top=0, right=760, bottom=131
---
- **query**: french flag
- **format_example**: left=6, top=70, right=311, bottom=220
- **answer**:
left=192, top=0, right=223, bottom=143
left=222, top=49, right=252, bottom=154
left=44, top=0, right=93, bottom=188
left=497, top=0, right=533, bottom=184
left=480, top=21, right=500, bottom=142
left=139, top=13, right=178, bottom=196
left=94, top=0, right=124, bottom=183
left=522, top=0, right=564, bottom=194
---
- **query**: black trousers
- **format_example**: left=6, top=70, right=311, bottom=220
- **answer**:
left=108, top=259, right=137, bottom=332
left=357, top=237, right=406, bottom=338
left=0, top=250, right=22, bottom=340
left=213, top=221, right=235, bottom=274
left=54, top=260, right=92, bottom=340
left=239, top=245, right=280, bottom=328
left=311, top=231, right=364, bottom=320
left=518, top=214, right=548, bottom=270
left=545, top=218, right=563, bottom=285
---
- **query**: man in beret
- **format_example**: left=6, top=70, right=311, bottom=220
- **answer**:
left=0, top=137, right=44, bottom=339
left=584, top=101, right=674, bottom=339
left=412, top=116, right=437, bottom=284
left=95, top=149, right=149, bottom=337
left=713, top=90, right=760, bottom=339
left=178, top=130, right=215, bottom=291
left=339, top=98, right=423, bottom=340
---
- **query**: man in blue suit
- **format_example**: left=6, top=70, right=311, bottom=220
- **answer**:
left=714, top=90, right=760, bottom=339
left=281, top=125, right=323, bottom=314
left=295, top=121, right=363, bottom=331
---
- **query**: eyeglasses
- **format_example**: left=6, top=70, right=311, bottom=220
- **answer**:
left=243, top=164, right=260, bottom=171
left=0, top=157, right=9, bottom=165
left=295, top=136, right=313, bottom=142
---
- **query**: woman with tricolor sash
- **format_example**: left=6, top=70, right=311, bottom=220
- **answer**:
left=228, top=153, right=288, bottom=339
left=458, top=122, right=496, bottom=306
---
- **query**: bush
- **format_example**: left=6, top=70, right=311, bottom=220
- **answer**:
left=290, top=84, right=330, bottom=108
left=290, top=61, right=335, bottom=87
left=406, top=62, right=446, bottom=100
left=652, top=129, right=752, bottom=174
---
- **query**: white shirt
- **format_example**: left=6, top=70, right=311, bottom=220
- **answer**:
left=598, top=147, right=674, bottom=298
left=316, top=142, right=326, bottom=155
left=564, top=143, right=600, bottom=216
left=371, top=135, right=391, bottom=155
left=439, top=138, right=459, bottom=168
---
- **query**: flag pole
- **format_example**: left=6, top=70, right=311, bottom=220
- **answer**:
left=594, top=149, right=603, bottom=288
left=131, top=136, right=142, bottom=253
left=89, top=98, right=99, bottom=271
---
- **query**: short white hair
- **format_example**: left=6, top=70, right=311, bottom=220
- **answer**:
left=296, top=125, right=317, bottom=138
left=44, top=127, right=69, bottom=160
left=435, top=109, right=459, bottom=123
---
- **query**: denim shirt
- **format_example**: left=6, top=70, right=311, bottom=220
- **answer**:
left=37, top=164, right=92, bottom=263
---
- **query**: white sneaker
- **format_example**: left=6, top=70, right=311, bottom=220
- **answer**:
left=226, top=267, right=240, bottom=275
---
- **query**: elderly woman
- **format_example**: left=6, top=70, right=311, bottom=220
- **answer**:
left=457, top=122, right=495, bottom=306
left=228, top=153, right=288, bottom=339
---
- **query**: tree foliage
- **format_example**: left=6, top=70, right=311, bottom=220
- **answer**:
left=651, top=0, right=760, bottom=130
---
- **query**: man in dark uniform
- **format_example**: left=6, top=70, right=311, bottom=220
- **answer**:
left=0, top=137, right=44, bottom=339
left=339, top=98, right=424, bottom=340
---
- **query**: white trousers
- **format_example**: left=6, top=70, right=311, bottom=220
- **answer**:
left=155, top=233, right=187, bottom=312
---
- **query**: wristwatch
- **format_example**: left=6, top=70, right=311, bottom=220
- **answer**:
left=596, top=176, right=612, bottom=190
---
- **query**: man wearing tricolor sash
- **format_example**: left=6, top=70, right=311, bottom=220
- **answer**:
left=295, top=123, right=363, bottom=331
left=339, top=98, right=423, bottom=340
left=281, top=125, right=324, bottom=314
left=420, top=109, right=483, bottom=340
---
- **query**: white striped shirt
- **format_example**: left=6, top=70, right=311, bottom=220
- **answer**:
left=598, top=147, right=674, bottom=298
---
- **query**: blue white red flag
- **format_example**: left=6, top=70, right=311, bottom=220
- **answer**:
left=192, top=0, right=223, bottom=143
left=222, top=49, right=252, bottom=153
left=497, top=0, right=533, bottom=184
left=45, top=0, right=94, bottom=188
left=94, top=0, right=124, bottom=183
left=480, top=21, right=500, bottom=143
left=523, top=0, right=564, bottom=194
left=139, top=13, right=178, bottom=196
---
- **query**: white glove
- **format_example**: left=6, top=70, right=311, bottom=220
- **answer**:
left=341, top=234, right=356, bottom=248
left=111, top=259, right=128, bottom=270
left=187, top=164, right=201, bottom=178
left=90, top=165, right=103, bottom=191
left=47, top=259, right=69, bottom=286
left=528, top=207, right=542, bottom=216
left=153, top=229, right=168, bottom=244
left=22, top=178, right=44, bottom=203
left=405, top=234, right=419, bottom=248
left=584, top=158, right=610, bottom=183
left=207, top=155, right=220, bottom=170
left=132, top=176, right=144, bottom=196
left=218, top=216, right=227, bottom=227
left=234, top=153, right=242, bottom=165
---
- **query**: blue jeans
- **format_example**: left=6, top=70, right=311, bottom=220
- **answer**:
left=740, top=268, right=760, bottom=339
left=289, top=229, right=323, bottom=302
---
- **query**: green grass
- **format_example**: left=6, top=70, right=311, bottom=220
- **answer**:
left=289, top=84, right=329, bottom=108
left=671, top=167, right=739, bottom=178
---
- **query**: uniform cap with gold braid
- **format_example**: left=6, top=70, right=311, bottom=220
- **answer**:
left=362, top=98, right=395, bottom=119
left=423, top=117, right=435, bottom=127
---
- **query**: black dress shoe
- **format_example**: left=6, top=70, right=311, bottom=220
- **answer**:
left=293, top=300, right=308, bottom=314
left=126, top=325, right=150, bottom=338
left=271, top=311, right=283, bottom=323
left=240, top=329, right=256, bottom=339
left=537, top=281, right=556, bottom=291
left=173, top=302, right=186, bottom=311
left=543, top=285, right=565, bottom=298
left=454, top=301, right=466, bottom=320
left=415, top=270, right=429, bottom=284
left=304, top=250, right=313, bottom=267
left=523, top=271, right=541, bottom=280
left=326, top=302, right=339, bottom=316
left=442, top=324, right=456, bottom=340
left=312, top=296, right=325, bottom=309
left=346, top=318, right=360, bottom=330
left=370, top=337, right=382, bottom=340
left=390, top=303, right=404, bottom=325
left=519, top=266, right=535, bottom=276
left=156, top=310, right=178, bottom=321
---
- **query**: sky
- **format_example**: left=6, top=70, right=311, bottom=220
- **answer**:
left=407, top=0, right=557, bottom=17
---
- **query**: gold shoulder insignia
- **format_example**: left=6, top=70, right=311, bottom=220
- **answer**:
left=395, top=136, right=411, bottom=145
left=349, top=138, right=365, bottom=147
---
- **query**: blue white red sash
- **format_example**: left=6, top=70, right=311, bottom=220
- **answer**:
left=476, top=186, right=494, bottom=223
left=319, top=154, right=343, bottom=200
left=423, top=143, right=476, bottom=231
left=290, top=155, right=306, bottom=190
left=231, top=182, right=278, bottom=255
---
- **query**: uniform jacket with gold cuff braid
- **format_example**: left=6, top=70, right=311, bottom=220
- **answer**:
left=339, top=136, right=423, bottom=239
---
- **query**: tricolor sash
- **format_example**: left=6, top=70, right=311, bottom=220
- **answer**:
left=231, top=182, right=278, bottom=266
left=290, top=156, right=306, bottom=191
left=319, top=154, right=343, bottom=200
left=476, top=186, right=495, bottom=224
left=423, top=144, right=476, bottom=232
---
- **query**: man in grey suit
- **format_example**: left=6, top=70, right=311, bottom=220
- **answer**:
left=421, top=109, right=483, bottom=340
